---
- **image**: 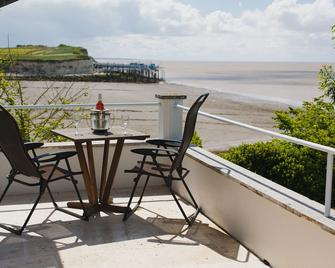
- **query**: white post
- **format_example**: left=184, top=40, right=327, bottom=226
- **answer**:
left=324, top=152, right=334, bottom=217
left=155, top=94, right=186, bottom=140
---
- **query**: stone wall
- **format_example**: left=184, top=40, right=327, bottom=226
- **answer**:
left=9, top=59, right=94, bottom=76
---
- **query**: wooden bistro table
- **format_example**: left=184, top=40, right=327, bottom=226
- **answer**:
left=52, top=127, right=149, bottom=217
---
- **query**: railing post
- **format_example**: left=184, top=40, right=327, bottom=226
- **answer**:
left=155, top=94, right=186, bottom=140
left=325, top=152, right=334, bottom=217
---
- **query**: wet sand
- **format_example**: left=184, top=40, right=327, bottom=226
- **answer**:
left=163, top=61, right=322, bottom=106
left=23, top=80, right=289, bottom=152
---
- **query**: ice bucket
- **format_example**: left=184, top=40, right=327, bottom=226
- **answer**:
left=90, top=109, right=110, bottom=132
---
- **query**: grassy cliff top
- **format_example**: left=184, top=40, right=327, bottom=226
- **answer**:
left=0, top=44, right=90, bottom=61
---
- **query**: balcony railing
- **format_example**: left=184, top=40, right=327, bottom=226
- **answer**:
left=3, top=94, right=335, bottom=217
left=176, top=103, right=335, bottom=217
left=2, top=102, right=159, bottom=110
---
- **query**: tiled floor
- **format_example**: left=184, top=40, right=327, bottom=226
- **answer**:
left=0, top=187, right=266, bottom=268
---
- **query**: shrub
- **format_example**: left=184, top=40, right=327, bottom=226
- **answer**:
left=191, top=130, right=202, bottom=147
left=219, top=25, right=335, bottom=206
left=219, top=140, right=329, bottom=205
left=219, top=96, right=335, bottom=206
left=273, top=99, right=335, bottom=146
left=0, top=64, right=88, bottom=142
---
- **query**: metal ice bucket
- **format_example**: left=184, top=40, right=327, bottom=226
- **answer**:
left=90, top=109, right=110, bottom=131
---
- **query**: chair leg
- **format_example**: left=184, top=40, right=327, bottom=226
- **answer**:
left=181, top=179, right=199, bottom=209
left=137, top=175, right=150, bottom=206
left=0, top=180, right=47, bottom=235
left=62, top=159, right=88, bottom=220
left=70, top=176, right=89, bottom=220
left=179, top=180, right=201, bottom=225
left=18, top=181, right=47, bottom=234
left=168, top=187, right=191, bottom=225
left=0, top=180, right=13, bottom=203
left=47, top=178, right=89, bottom=221
left=168, top=182, right=201, bottom=226
left=123, top=174, right=144, bottom=221
left=47, top=185, right=58, bottom=209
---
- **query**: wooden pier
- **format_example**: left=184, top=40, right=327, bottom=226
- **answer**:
left=93, top=62, right=161, bottom=80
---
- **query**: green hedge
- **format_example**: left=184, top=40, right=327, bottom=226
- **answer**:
left=191, top=131, right=202, bottom=147
left=218, top=53, right=335, bottom=206
left=219, top=140, right=331, bottom=205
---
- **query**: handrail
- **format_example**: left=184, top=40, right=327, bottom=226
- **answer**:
left=177, top=104, right=334, bottom=217
left=177, top=104, right=335, bottom=154
left=2, top=102, right=160, bottom=110
left=3, top=101, right=333, bottom=217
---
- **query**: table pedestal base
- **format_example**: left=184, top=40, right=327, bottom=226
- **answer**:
left=67, top=202, right=129, bottom=217
left=52, top=128, right=149, bottom=219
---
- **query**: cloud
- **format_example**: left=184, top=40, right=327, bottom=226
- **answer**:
left=0, top=0, right=334, bottom=61
left=139, top=0, right=204, bottom=35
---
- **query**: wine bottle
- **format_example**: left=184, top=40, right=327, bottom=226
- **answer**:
left=96, top=93, right=104, bottom=111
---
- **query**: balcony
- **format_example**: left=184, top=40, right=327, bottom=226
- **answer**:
left=1, top=96, right=335, bottom=267
left=0, top=185, right=265, bottom=267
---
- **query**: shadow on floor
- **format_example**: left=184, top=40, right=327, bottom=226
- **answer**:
left=0, top=197, right=251, bottom=267
left=147, top=217, right=243, bottom=261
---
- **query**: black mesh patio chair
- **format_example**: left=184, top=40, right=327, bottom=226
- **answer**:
left=24, top=141, right=44, bottom=167
left=0, top=105, right=88, bottom=235
left=123, top=93, right=209, bottom=225
left=145, top=139, right=181, bottom=162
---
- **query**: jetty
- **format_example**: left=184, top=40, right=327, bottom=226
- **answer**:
left=93, top=62, right=162, bottom=80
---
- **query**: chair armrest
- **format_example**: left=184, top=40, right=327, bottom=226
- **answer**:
left=33, top=151, right=77, bottom=163
left=24, top=142, right=44, bottom=151
left=146, top=139, right=181, bottom=148
left=131, top=148, right=178, bottom=157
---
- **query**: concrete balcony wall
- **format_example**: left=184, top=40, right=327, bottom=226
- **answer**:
left=174, top=147, right=335, bottom=268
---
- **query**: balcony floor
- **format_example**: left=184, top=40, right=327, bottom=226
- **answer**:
left=0, top=187, right=266, bottom=268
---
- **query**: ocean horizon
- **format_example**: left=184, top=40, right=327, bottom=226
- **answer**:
left=96, top=59, right=329, bottom=106
left=161, top=61, right=329, bottom=106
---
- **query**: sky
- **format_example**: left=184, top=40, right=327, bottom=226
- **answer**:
left=0, top=0, right=334, bottom=62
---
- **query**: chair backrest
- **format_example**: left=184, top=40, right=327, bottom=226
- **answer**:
left=0, top=106, right=40, bottom=178
left=170, top=93, right=209, bottom=173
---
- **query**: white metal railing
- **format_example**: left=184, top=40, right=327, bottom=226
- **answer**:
left=3, top=99, right=334, bottom=217
left=177, top=104, right=335, bottom=218
left=2, top=102, right=159, bottom=110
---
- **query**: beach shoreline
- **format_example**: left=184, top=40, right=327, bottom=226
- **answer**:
left=22, top=80, right=289, bottom=151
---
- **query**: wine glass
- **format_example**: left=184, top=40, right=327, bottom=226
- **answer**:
left=73, top=112, right=82, bottom=136
left=121, top=114, right=129, bottom=134
left=110, top=109, right=116, bottom=128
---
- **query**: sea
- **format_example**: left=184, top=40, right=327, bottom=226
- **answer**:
left=95, top=59, right=331, bottom=106
left=161, top=61, right=327, bottom=106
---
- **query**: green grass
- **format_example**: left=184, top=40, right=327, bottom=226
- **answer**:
left=0, top=44, right=90, bottom=61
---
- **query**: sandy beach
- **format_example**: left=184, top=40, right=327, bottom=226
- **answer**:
left=23, top=80, right=289, bottom=151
